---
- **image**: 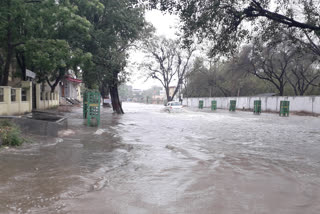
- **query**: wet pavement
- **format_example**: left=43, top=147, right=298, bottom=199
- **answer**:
left=0, top=102, right=320, bottom=214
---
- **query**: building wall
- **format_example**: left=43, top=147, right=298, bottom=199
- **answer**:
left=0, top=81, right=59, bottom=115
left=183, top=96, right=320, bottom=114
left=60, top=79, right=81, bottom=100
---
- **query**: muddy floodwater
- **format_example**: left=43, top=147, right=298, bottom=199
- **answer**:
left=0, top=103, right=320, bottom=213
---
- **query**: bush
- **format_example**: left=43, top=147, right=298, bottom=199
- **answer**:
left=0, top=120, right=24, bottom=147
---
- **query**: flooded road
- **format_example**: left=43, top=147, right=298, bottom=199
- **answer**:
left=0, top=102, right=320, bottom=213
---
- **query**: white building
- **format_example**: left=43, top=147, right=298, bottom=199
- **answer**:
left=59, top=74, right=82, bottom=101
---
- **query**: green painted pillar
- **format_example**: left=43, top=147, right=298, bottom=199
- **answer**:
left=229, top=100, right=236, bottom=111
left=280, top=101, right=290, bottom=117
left=211, top=100, right=217, bottom=111
left=253, top=100, right=261, bottom=115
left=199, top=100, right=204, bottom=109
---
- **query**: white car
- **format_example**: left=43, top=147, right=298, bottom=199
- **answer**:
left=165, top=101, right=183, bottom=112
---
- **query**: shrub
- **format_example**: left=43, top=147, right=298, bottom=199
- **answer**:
left=0, top=120, right=24, bottom=147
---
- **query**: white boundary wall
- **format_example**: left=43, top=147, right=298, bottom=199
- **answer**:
left=183, top=96, right=320, bottom=114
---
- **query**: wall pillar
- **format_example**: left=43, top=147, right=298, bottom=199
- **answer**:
left=3, top=86, right=11, bottom=115
left=21, top=81, right=32, bottom=112
left=56, top=92, right=59, bottom=105
left=16, top=88, right=22, bottom=113
left=36, top=84, right=41, bottom=109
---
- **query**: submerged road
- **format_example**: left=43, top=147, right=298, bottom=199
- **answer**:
left=0, top=102, right=320, bottom=213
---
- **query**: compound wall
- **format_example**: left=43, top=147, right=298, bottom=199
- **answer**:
left=183, top=96, right=320, bottom=114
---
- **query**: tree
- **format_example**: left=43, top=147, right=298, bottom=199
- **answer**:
left=141, top=36, right=193, bottom=101
left=183, top=58, right=232, bottom=97
left=246, top=42, right=297, bottom=96
left=286, top=52, right=320, bottom=95
left=0, top=0, right=40, bottom=85
left=183, top=55, right=269, bottom=97
left=27, top=0, right=91, bottom=92
left=80, top=0, right=146, bottom=114
left=252, top=25, right=320, bottom=94
left=150, top=0, right=320, bottom=57
left=0, top=0, right=92, bottom=87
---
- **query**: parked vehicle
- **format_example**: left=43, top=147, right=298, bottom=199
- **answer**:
left=165, top=101, right=183, bottom=112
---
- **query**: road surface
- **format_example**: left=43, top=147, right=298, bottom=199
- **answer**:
left=0, top=103, right=320, bottom=213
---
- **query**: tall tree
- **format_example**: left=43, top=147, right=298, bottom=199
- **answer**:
left=150, top=0, right=320, bottom=57
left=286, top=52, right=320, bottom=95
left=0, top=0, right=40, bottom=85
left=250, top=26, right=320, bottom=96
left=80, top=0, right=146, bottom=114
left=141, top=36, right=193, bottom=101
left=246, top=42, right=297, bottom=96
left=0, top=0, right=91, bottom=86
left=184, top=55, right=269, bottom=98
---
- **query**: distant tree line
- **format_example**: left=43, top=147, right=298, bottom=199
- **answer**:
left=149, top=0, right=320, bottom=97
left=183, top=29, right=320, bottom=97
left=118, top=84, right=163, bottom=102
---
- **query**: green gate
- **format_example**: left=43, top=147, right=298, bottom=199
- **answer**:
left=199, top=100, right=204, bottom=109
left=229, top=100, right=236, bottom=111
left=211, top=100, right=217, bottom=111
left=84, top=90, right=101, bottom=126
left=280, top=101, right=290, bottom=117
left=253, top=100, right=261, bottom=114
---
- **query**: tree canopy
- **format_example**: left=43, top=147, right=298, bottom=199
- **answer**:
left=150, top=0, right=320, bottom=57
left=79, top=0, right=147, bottom=113
left=140, top=35, right=193, bottom=101
left=0, top=0, right=91, bottom=86
left=0, top=0, right=148, bottom=114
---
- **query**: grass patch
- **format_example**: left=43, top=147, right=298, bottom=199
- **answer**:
left=0, top=120, right=24, bottom=147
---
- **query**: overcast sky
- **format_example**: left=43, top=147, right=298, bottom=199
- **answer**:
left=127, top=10, right=180, bottom=90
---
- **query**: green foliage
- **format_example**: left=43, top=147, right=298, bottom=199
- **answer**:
left=78, top=0, right=147, bottom=113
left=0, top=0, right=93, bottom=86
left=151, top=0, right=320, bottom=58
left=184, top=56, right=272, bottom=97
left=0, top=0, right=147, bottom=112
left=0, top=120, right=23, bottom=147
left=81, top=0, right=147, bottom=89
left=184, top=42, right=320, bottom=97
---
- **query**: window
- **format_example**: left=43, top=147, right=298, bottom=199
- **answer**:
left=0, top=88, right=3, bottom=102
left=22, top=88, right=27, bottom=101
left=11, top=89, right=16, bottom=102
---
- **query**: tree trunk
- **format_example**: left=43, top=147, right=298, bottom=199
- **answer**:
left=165, top=86, right=171, bottom=102
left=109, top=84, right=124, bottom=114
left=100, top=81, right=111, bottom=107
left=109, top=72, right=124, bottom=114
left=171, top=80, right=183, bottom=101
left=47, top=69, right=64, bottom=93
left=2, top=50, right=12, bottom=86
left=16, top=52, right=27, bottom=81
left=2, top=0, right=13, bottom=86
left=279, top=85, right=284, bottom=96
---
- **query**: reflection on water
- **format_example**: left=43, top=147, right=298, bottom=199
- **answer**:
left=0, top=103, right=320, bottom=214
